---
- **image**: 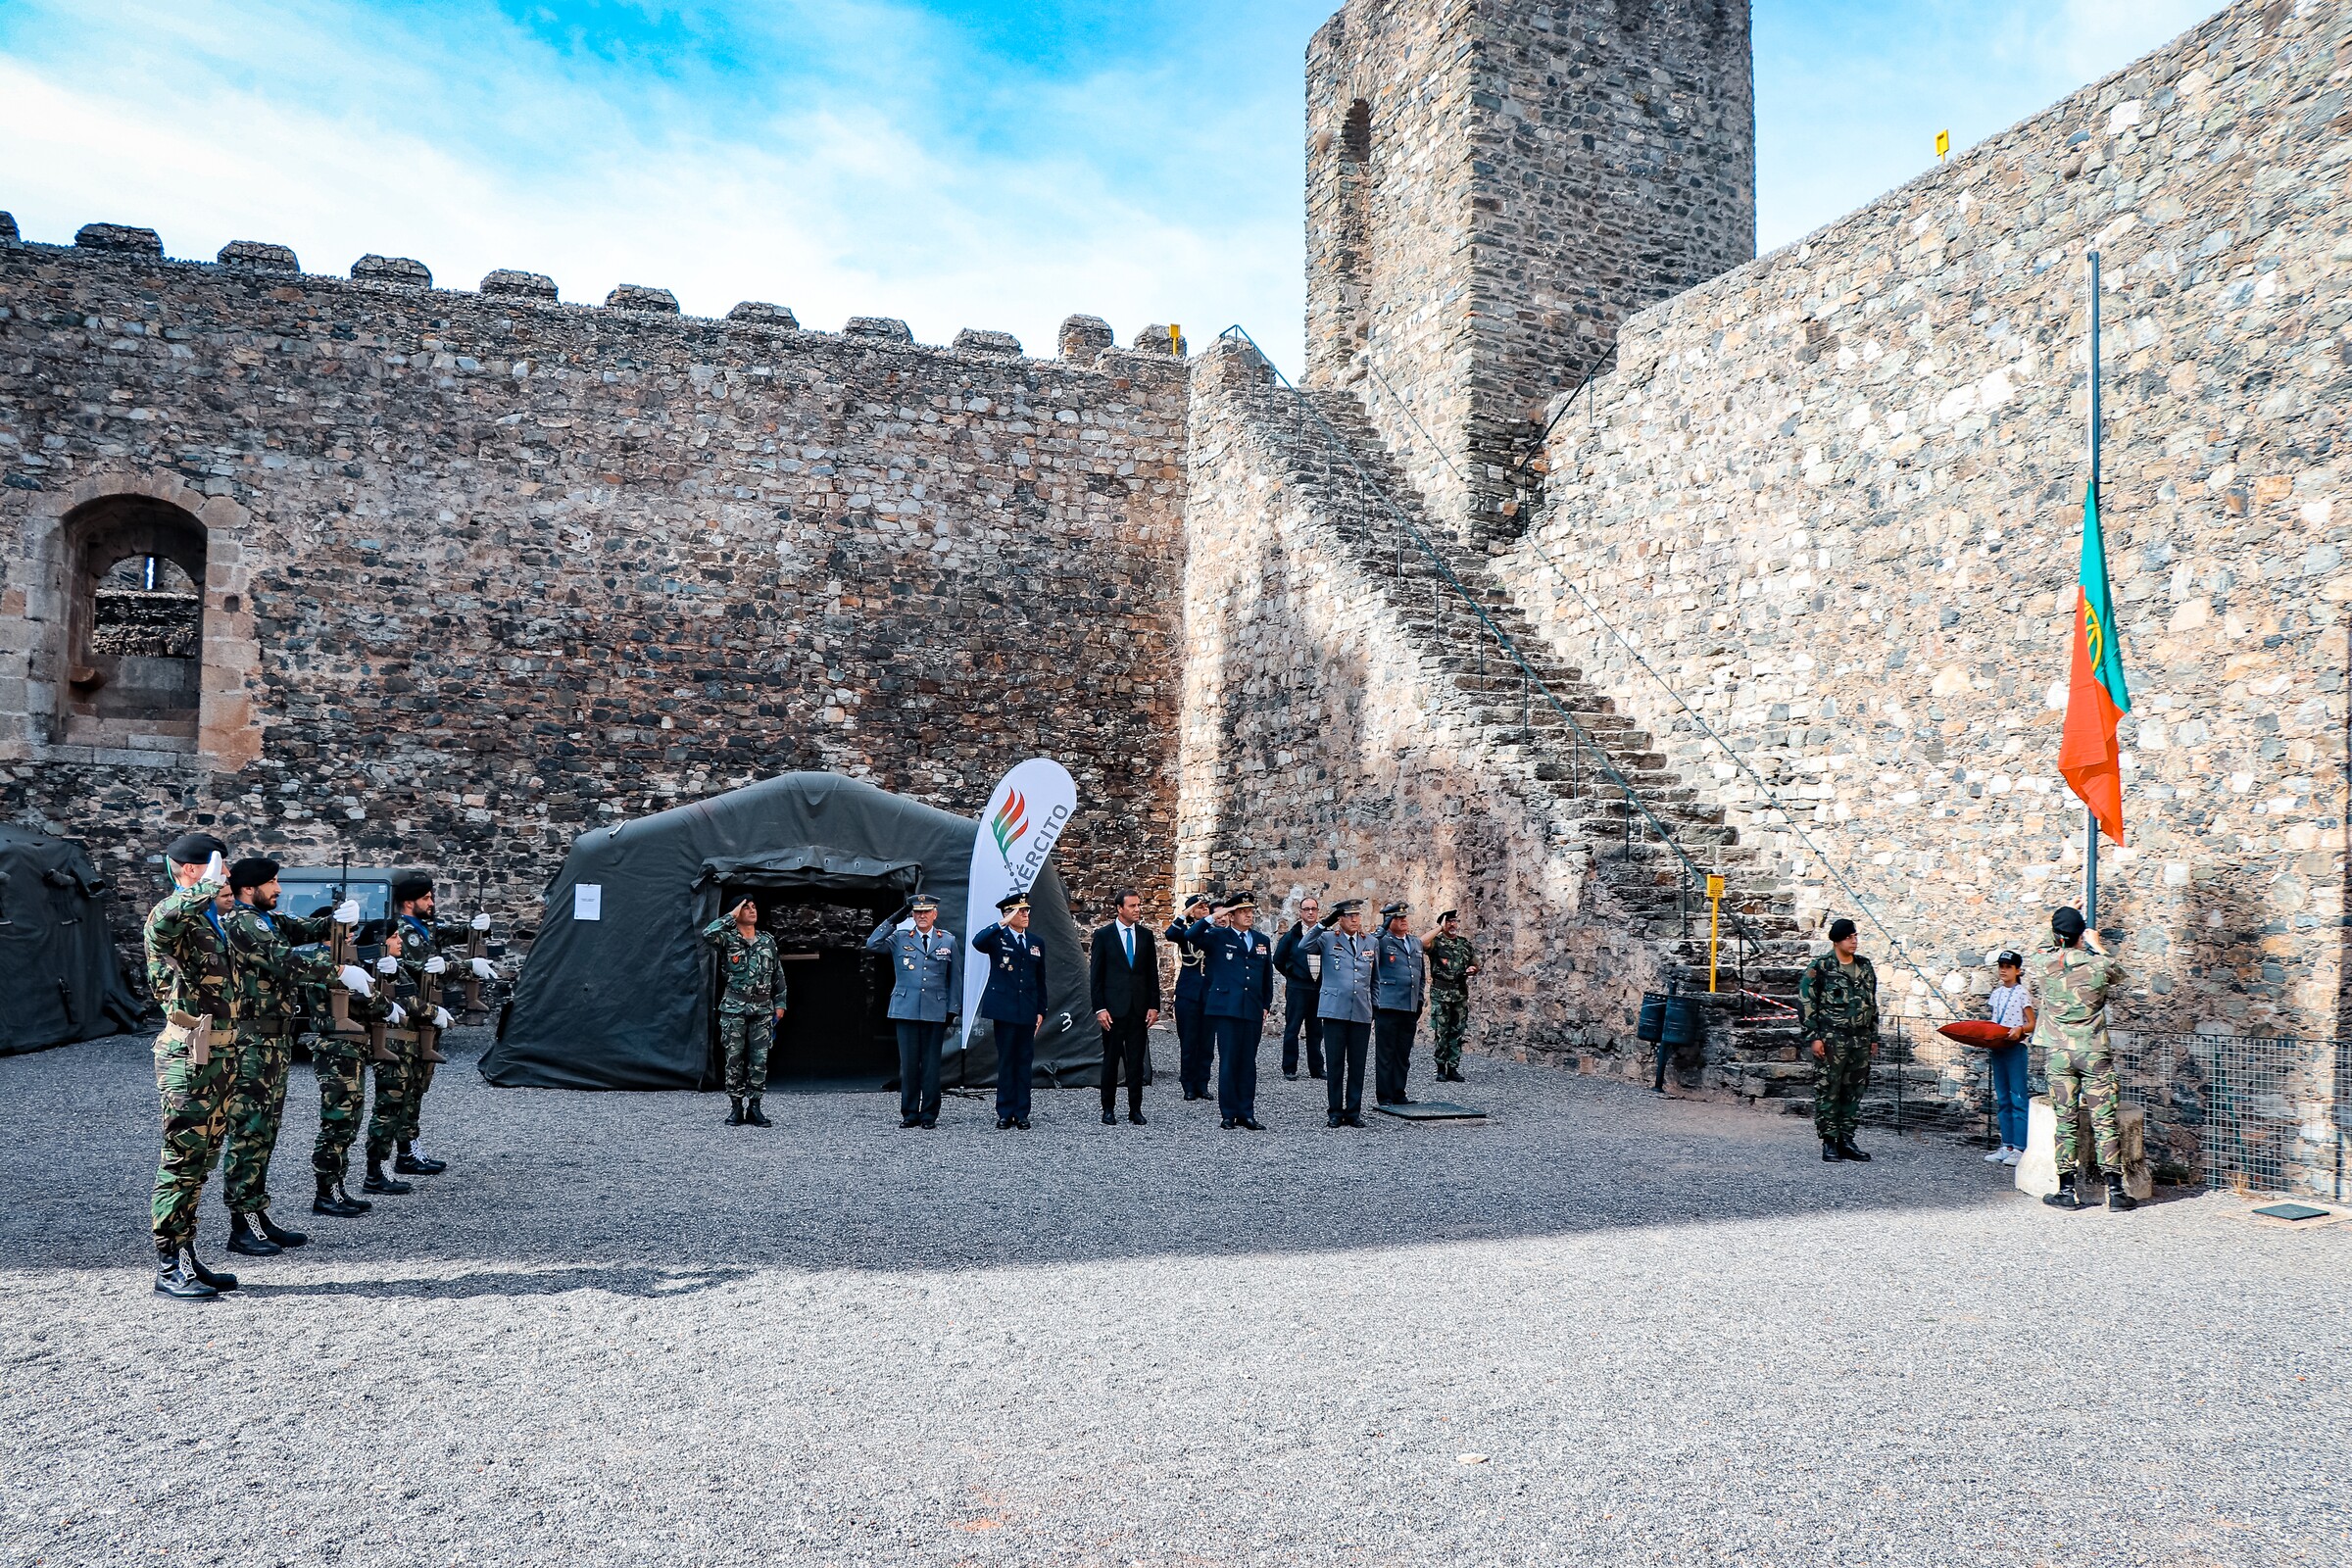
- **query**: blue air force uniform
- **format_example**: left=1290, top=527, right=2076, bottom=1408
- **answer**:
left=865, top=902, right=958, bottom=1126
left=1165, top=900, right=1214, bottom=1099
left=971, top=896, right=1047, bottom=1127
left=1188, top=906, right=1274, bottom=1126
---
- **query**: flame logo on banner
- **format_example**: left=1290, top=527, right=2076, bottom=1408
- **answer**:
left=990, top=789, right=1030, bottom=865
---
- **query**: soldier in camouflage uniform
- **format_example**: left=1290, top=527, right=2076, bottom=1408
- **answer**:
left=704, top=899, right=784, bottom=1126
left=380, top=873, right=492, bottom=1175
left=145, top=834, right=241, bottom=1298
left=363, top=928, right=419, bottom=1196
left=218, top=858, right=348, bottom=1256
left=305, top=952, right=386, bottom=1218
left=1797, top=916, right=1880, bottom=1163
left=2037, top=905, right=2134, bottom=1212
left=1422, top=909, right=1479, bottom=1084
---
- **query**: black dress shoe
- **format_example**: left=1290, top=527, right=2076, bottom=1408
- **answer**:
left=1128, top=1111, right=1147, bottom=1125
left=1220, top=1116, right=1238, bottom=1130
left=363, top=1159, right=412, bottom=1196
left=184, top=1245, right=239, bottom=1292
left=1326, top=1111, right=1343, bottom=1128
left=1346, top=1112, right=1367, bottom=1128
left=155, top=1244, right=217, bottom=1300
left=226, top=1213, right=280, bottom=1257
left=256, top=1211, right=309, bottom=1249
left=1015, top=1118, right=1031, bottom=1130
left=1102, top=1108, right=1117, bottom=1125
left=1310, top=1070, right=1326, bottom=1080
left=744, top=1100, right=770, bottom=1128
left=1241, top=1117, right=1265, bottom=1131
left=920, top=1117, right=937, bottom=1128
left=395, top=1145, right=447, bottom=1175
left=901, top=1115, right=923, bottom=1129
left=727, top=1097, right=746, bottom=1126
left=1283, top=1070, right=1298, bottom=1080
left=1822, top=1139, right=1842, bottom=1162
left=998, top=1116, right=1014, bottom=1130
left=1837, top=1138, right=1872, bottom=1163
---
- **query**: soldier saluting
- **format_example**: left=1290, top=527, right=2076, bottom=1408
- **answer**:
left=1298, top=900, right=1378, bottom=1128
left=971, top=891, right=1047, bottom=1130
left=1188, top=893, right=1275, bottom=1130
left=703, top=898, right=783, bottom=1128
left=1165, top=894, right=1214, bottom=1101
left=866, top=894, right=957, bottom=1128
left=1798, top=917, right=1880, bottom=1163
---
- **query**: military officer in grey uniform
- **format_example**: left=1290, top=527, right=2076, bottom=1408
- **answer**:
left=1372, top=902, right=1427, bottom=1105
left=866, top=894, right=958, bottom=1128
left=1298, top=899, right=1377, bottom=1127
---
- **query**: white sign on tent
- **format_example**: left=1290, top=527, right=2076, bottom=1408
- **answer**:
left=956, top=758, right=1078, bottom=1051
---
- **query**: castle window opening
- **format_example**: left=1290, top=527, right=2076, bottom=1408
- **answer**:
left=59, top=495, right=208, bottom=750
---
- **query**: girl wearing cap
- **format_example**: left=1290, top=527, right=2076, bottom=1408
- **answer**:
left=1982, top=953, right=2035, bottom=1166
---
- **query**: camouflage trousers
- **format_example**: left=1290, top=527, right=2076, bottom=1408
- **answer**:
left=152, top=1021, right=234, bottom=1243
left=1429, top=989, right=1469, bottom=1074
left=366, top=1048, right=410, bottom=1163
left=222, top=1029, right=296, bottom=1215
left=312, top=1041, right=368, bottom=1180
left=720, top=1007, right=776, bottom=1097
left=2046, top=1042, right=2121, bottom=1172
left=1813, top=1031, right=1875, bottom=1142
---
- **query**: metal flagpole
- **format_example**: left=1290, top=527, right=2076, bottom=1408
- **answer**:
left=2085, top=249, right=2102, bottom=927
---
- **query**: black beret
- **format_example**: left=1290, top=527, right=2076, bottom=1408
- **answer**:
left=165, top=832, right=227, bottom=866
left=2051, top=906, right=2087, bottom=940
left=226, top=857, right=280, bottom=891
left=1438, top=909, right=1459, bottom=923
left=1827, top=917, right=1857, bottom=943
left=391, top=874, right=434, bottom=904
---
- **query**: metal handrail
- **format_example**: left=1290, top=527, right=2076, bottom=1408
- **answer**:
left=1218, top=324, right=1786, bottom=1000
left=1350, top=349, right=1958, bottom=1022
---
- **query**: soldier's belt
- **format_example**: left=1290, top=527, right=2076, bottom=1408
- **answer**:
left=231, top=1015, right=294, bottom=1035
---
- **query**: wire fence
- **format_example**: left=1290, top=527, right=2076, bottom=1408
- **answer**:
left=1907, top=1026, right=2349, bottom=1200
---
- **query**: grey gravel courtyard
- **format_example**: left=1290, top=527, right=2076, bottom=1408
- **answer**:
left=3, top=1028, right=2346, bottom=1568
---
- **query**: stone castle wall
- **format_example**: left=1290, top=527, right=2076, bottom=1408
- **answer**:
left=1306, top=0, right=1755, bottom=545
left=0, top=238, right=1189, bottom=957
left=1503, top=0, right=2350, bottom=1046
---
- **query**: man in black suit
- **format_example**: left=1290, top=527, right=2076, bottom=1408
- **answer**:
left=1089, top=888, right=1161, bottom=1125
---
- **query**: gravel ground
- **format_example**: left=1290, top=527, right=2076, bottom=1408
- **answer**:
left=3, top=1027, right=2346, bottom=1568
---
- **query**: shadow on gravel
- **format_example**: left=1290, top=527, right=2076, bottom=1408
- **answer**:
left=1, top=1031, right=2027, bottom=1277
left=238, top=1264, right=756, bottom=1300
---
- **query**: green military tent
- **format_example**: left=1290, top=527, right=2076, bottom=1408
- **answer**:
left=481, top=772, right=1099, bottom=1092
left=0, top=823, right=145, bottom=1054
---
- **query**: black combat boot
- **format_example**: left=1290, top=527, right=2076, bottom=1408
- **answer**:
left=727, top=1097, right=746, bottom=1126
left=745, top=1099, right=770, bottom=1128
left=313, top=1173, right=368, bottom=1218
left=1837, top=1137, right=1872, bottom=1163
left=155, top=1241, right=218, bottom=1300
left=1822, top=1138, right=1841, bottom=1162
left=2043, top=1171, right=2082, bottom=1210
left=184, top=1243, right=239, bottom=1292
left=364, top=1158, right=413, bottom=1196
left=256, top=1211, right=309, bottom=1249
left=226, top=1211, right=281, bottom=1257
left=394, top=1141, right=447, bottom=1175
left=2105, top=1172, right=2138, bottom=1212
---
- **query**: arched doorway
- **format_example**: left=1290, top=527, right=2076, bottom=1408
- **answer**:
left=58, top=495, right=207, bottom=749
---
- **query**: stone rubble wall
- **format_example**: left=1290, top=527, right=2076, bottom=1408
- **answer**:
left=1500, top=0, right=2351, bottom=1179
left=1180, top=343, right=1666, bottom=1069
left=0, top=238, right=1190, bottom=968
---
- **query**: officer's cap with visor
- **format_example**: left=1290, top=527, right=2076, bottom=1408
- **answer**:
left=165, top=832, right=227, bottom=869
left=227, top=857, right=280, bottom=893
left=1327, top=898, right=1364, bottom=919
left=1381, top=902, right=1409, bottom=920
left=996, top=892, right=1030, bottom=914
left=1224, top=892, right=1256, bottom=912
left=909, top=894, right=941, bottom=913
left=1184, top=892, right=1211, bottom=912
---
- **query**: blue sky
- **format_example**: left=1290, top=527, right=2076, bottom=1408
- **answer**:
left=0, top=0, right=2216, bottom=372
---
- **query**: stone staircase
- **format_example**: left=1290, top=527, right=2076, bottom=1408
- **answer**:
left=1209, top=344, right=1970, bottom=1130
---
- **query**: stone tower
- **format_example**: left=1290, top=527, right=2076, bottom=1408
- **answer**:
left=1304, top=0, right=1756, bottom=545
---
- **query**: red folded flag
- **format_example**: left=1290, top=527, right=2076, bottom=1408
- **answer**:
left=2059, top=481, right=2130, bottom=846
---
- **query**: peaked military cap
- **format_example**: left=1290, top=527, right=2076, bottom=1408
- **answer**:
left=392, top=873, right=434, bottom=904
left=909, top=893, right=941, bottom=913
left=1327, top=899, right=1364, bottom=917
left=996, top=892, right=1031, bottom=913
left=1224, top=892, right=1257, bottom=911
left=165, top=832, right=227, bottom=866
left=1183, top=892, right=1211, bottom=911
left=1381, top=902, right=1410, bottom=919
left=227, top=857, right=280, bottom=891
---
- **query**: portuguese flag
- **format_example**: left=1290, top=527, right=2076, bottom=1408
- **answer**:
left=2059, top=480, right=2131, bottom=845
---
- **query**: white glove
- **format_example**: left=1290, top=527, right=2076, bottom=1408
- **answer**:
left=337, top=965, right=373, bottom=997
left=469, top=957, right=496, bottom=980
left=386, top=1001, right=407, bottom=1026
left=897, top=918, right=914, bottom=932
left=375, top=956, right=399, bottom=976
left=433, top=1006, right=453, bottom=1028
left=332, top=900, right=362, bottom=925
left=470, top=912, right=492, bottom=932
left=423, top=956, right=447, bottom=975
left=201, top=851, right=224, bottom=886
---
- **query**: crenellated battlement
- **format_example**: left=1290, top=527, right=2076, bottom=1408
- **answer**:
left=0, top=213, right=1188, bottom=375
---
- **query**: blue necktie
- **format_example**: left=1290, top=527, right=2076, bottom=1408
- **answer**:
left=1123, top=926, right=1134, bottom=965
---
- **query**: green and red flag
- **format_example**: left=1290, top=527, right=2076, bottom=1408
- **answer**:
left=2059, top=480, right=2131, bottom=845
